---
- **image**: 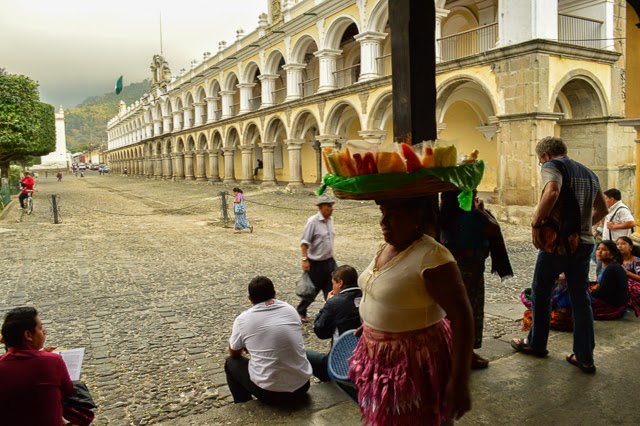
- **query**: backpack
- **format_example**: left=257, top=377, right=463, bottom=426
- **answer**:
left=538, top=159, right=582, bottom=255
left=608, top=205, right=636, bottom=238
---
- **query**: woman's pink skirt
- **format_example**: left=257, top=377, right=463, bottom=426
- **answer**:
left=348, top=320, right=453, bottom=426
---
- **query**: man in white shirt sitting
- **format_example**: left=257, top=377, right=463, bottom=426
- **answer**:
left=225, top=276, right=312, bottom=405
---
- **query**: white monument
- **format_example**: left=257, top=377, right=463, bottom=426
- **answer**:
left=38, top=105, right=69, bottom=169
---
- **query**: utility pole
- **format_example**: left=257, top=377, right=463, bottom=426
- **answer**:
left=389, top=0, right=437, bottom=144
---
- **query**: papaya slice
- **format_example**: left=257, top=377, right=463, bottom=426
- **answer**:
left=377, top=151, right=408, bottom=174
left=400, top=143, right=422, bottom=172
left=421, top=147, right=435, bottom=168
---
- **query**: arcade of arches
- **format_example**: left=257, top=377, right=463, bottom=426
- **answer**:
left=107, top=0, right=636, bottom=215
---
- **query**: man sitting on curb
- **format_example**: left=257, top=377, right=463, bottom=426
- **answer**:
left=306, top=265, right=362, bottom=382
left=225, top=276, right=312, bottom=405
left=0, top=307, right=73, bottom=426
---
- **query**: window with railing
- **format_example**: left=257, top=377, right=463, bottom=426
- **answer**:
left=250, top=95, right=262, bottom=111
left=437, top=23, right=498, bottom=62
left=558, top=14, right=603, bottom=49
left=272, top=87, right=287, bottom=104
left=376, top=55, right=392, bottom=77
left=300, top=78, right=319, bottom=98
left=333, top=63, right=361, bottom=89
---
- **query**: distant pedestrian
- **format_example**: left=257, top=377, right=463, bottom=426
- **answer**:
left=254, top=159, right=263, bottom=177
left=511, top=136, right=608, bottom=374
left=123, top=167, right=128, bottom=177
left=296, top=194, right=337, bottom=323
left=56, top=171, right=62, bottom=182
left=232, top=188, right=252, bottom=234
left=45, top=171, right=48, bottom=178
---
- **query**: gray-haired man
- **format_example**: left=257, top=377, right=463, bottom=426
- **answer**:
left=297, top=194, right=337, bottom=322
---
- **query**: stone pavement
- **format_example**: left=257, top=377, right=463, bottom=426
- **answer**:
left=0, top=171, right=638, bottom=425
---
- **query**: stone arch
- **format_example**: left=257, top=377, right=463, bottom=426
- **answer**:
left=195, top=86, right=207, bottom=103
left=155, top=140, right=162, bottom=156
left=367, top=90, right=393, bottom=130
left=243, top=121, right=262, bottom=146
left=164, top=138, right=173, bottom=155
left=241, top=61, right=262, bottom=84
left=209, top=79, right=222, bottom=97
left=196, top=133, right=208, bottom=150
left=436, top=75, right=498, bottom=123
left=324, top=15, right=361, bottom=50
left=264, top=116, right=289, bottom=142
left=550, top=71, right=609, bottom=118
left=223, top=71, right=240, bottom=91
left=442, top=7, right=478, bottom=37
left=186, top=135, right=196, bottom=152
left=264, top=49, right=286, bottom=74
left=176, top=137, right=185, bottom=153
left=325, top=101, right=363, bottom=137
left=225, top=126, right=241, bottom=147
left=291, top=109, right=321, bottom=139
left=290, top=34, right=320, bottom=64
left=436, top=75, right=498, bottom=193
left=211, top=130, right=223, bottom=150
left=366, top=0, right=389, bottom=33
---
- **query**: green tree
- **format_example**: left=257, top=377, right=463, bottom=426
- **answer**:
left=0, top=74, right=40, bottom=177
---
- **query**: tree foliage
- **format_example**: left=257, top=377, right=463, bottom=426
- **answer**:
left=65, top=79, right=151, bottom=151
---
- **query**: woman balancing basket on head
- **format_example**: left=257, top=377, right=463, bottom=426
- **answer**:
left=320, top=142, right=486, bottom=425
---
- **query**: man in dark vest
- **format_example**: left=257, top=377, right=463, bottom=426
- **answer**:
left=511, top=136, right=608, bottom=374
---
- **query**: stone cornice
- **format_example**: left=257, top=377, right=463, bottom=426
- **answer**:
left=437, top=39, right=622, bottom=74
left=557, top=116, right=625, bottom=126
left=496, top=112, right=565, bottom=122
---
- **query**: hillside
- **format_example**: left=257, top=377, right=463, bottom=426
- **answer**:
left=65, top=79, right=151, bottom=151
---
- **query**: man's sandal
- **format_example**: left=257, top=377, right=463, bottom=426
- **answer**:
left=566, top=354, right=596, bottom=374
left=510, top=338, right=549, bottom=358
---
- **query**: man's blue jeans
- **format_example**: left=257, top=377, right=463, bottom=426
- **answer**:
left=527, top=244, right=595, bottom=365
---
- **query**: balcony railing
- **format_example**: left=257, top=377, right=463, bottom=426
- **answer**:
left=333, top=63, right=361, bottom=89
left=250, top=95, right=262, bottom=111
left=300, top=78, right=319, bottom=98
left=558, top=13, right=604, bottom=49
left=437, top=23, right=498, bottom=62
left=376, top=55, right=392, bottom=77
left=272, top=87, right=287, bottom=104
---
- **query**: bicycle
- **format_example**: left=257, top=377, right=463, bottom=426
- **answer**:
left=24, top=190, right=34, bottom=215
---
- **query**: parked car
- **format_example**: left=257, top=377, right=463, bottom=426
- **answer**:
left=78, top=163, right=87, bottom=171
left=102, top=165, right=110, bottom=173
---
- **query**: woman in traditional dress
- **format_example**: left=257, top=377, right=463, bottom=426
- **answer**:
left=348, top=196, right=473, bottom=426
left=616, top=236, right=640, bottom=316
left=590, top=240, right=629, bottom=320
left=440, top=191, right=512, bottom=369
left=232, top=188, right=253, bottom=234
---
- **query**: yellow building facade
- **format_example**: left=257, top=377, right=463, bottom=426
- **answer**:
left=107, top=0, right=636, bottom=220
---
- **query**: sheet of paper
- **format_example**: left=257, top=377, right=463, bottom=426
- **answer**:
left=57, top=348, right=85, bottom=381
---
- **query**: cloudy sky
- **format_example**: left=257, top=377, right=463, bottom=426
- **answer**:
left=0, top=0, right=267, bottom=108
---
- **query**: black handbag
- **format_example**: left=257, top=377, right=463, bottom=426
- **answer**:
left=62, top=381, right=97, bottom=426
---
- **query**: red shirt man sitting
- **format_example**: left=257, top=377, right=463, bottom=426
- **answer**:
left=0, top=307, right=73, bottom=426
left=18, top=171, right=35, bottom=209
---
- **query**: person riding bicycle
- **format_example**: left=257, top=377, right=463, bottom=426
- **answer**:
left=18, top=171, right=35, bottom=210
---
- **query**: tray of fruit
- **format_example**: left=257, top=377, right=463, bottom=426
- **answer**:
left=319, top=142, right=484, bottom=207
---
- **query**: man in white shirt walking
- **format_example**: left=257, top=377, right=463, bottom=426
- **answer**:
left=225, top=276, right=312, bottom=404
left=602, top=188, right=635, bottom=241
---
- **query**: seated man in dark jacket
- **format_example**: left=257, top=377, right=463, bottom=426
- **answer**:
left=306, top=265, right=362, bottom=382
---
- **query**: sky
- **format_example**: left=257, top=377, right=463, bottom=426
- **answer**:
left=0, top=0, right=268, bottom=108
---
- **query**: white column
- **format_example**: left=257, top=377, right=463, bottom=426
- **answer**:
left=163, top=154, right=172, bottom=179
left=194, top=102, right=206, bottom=126
left=195, top=150, right=207, bottom=181
left=258, top=75, right=278, bottom=108
left=285, top=139, right=305, bottom=188
left=184, top=152, right=195, bottom=180
left=435, top=8, right=451, bottom=63
left=259, top=143, right=277, bottom=186
left=172, top=111, right=182, bottom=131
left=240, top=146, right=254, bottom=183
left=146, top=123, right=154, bottom=138
left=220, top=90, right=236, bottom=119
left=154, top=154, right=163, bottom=179
left=237, top=83, right=256, bottom=115
left=222, top=147, right=237, bottom=182
left=354, top=32, right=387, bottom=82
left=183, top=108, right=193, bottom=130
left=315, top=49, right=342, bottom=93
left=283, top=63, right=305, bottom=102
left=498, top=0, right=557, bottom=47
left=206, top=97, right=220, bottom=123
left=208, top=148, right=221, bottom=182
left=173, top=153, right=185, bottom=180
left=163, top=115, right=172, bottom=133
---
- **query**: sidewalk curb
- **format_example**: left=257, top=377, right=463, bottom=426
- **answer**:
left=0, top=199, right=16, bottom=221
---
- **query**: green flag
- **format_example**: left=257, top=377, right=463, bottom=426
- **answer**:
left=115, top=75, right=123, bottom=95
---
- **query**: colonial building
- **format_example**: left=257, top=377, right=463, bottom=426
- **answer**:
left=106, top=0, right=637, bottom=220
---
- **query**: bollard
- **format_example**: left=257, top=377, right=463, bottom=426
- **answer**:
left=50, top=194, right=61, bottom=224
left=220, top=191, right=230, bottom=227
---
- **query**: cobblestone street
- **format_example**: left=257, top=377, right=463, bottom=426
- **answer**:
left=1, top=173, right=542, bottom=425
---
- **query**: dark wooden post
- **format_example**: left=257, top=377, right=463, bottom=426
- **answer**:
left=389, top=0, right=437, bottom=144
